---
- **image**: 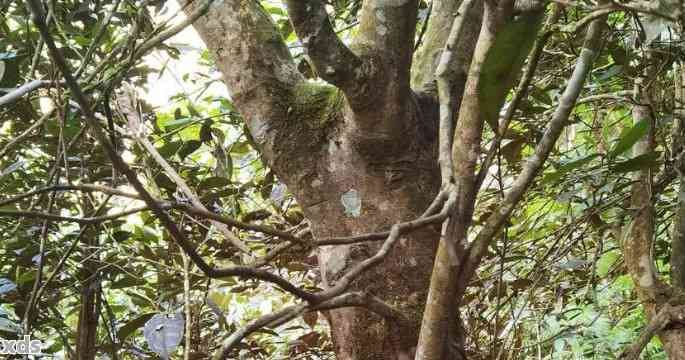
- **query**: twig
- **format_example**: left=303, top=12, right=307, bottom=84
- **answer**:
left=0, top=204, right=161, bottom=224
left=132, top=0, right=214, bottom=60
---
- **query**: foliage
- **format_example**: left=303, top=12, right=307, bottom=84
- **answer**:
left=0, top=0, right=684, bottom=359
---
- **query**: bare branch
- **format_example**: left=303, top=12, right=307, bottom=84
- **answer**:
left=0, top=204, right=159, bottom=224
left=116, top=86, right=251, bottom=254
left=411, top=0, right=483, bottom=92
left=0, top=80, right=62, bottom=107
left=133, top=0, right=213, bottom=59
left=0, top=108, right=54, bottom=158
left=215, top=291, right=410, bottom=359
left=314, top=192, right=455, bottom=301
left=0, top=184, right=139, bottom=207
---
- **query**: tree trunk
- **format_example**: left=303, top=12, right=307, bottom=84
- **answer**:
left=188, top=1, right=450, bottom=357
left=75, top=195, right=100, bottom=360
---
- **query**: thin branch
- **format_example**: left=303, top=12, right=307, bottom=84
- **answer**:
left=0, top=204, right=159, bottom=224
left=116, top=85, right=251, bottom=254
left=133, top=0, right=213, bottom=60
left=215, top=291, right=409, bottom=359
left=24, top=197, right=113, bottom=332
left=0, top=108, right=54, bottom=158
left=0, top=184, right=140, bottom=207
left=314, top=192, right=456, bottom=301
left=74, top=0, right=124, bottom=79
left=0, top=80, right=61, bottom=107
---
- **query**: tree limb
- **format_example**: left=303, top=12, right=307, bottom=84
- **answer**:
left=285, top=0, right=363, bottom=98
left=215, top=291, right=410, bottom=359
left=0, top=80, right=61, bottom=107
left=456, top=9, right=607, bottom=300
left=188, top=0, right=303, bottom=167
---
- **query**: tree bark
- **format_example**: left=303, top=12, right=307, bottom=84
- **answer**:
left=624, top=58, right=685, bottom=359
left=189, top=1, right=441, bottom=358
left=75, top=195, right=100, bottom=360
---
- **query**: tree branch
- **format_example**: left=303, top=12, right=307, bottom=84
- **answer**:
left=411, top=0, right=483, bottom=93
left=0, top=108, right=54, bottom=158
left=285, top=0, right=363, bottom=98
left=456, top=10, right=607, bottom=300
left=0, top=80, right=62, bottom=107
left=215, top=291, right=410, bottom=359
left=188, top=0, right=303, bottom=167
left=116, top=86, right=251, bottom=254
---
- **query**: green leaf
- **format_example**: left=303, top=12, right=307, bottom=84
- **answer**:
left=200, top=119, right=214, bottom=144
left=479, top=11, right=544, bottom=131
left=117, top=313, right=156, bottom=342
left=543, top=154, right=599, bottom=183
left=199, top=176, right=231, bottom=190
left=178, top=140, right=202, bottom=161
left=112, top=231, right=132, bottom=242
left=611, top=151, right=660, bottom=173
left=609, top=119, right=650, bottom=158
left=111, top=275, right=146, bottom=289
left=156, top=140, right=183, bottom=158
left=154, top=173, right=177, bottom=191
left=596, top=250, right=620, bottom=277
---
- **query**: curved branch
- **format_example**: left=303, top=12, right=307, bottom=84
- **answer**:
left=215, top=291, right=410, bottom=359
left=314, top=192, right=455, bottom=301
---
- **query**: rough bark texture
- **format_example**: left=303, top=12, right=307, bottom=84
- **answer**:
left=662, top=65, right=685, bottom=359
left=187, top=0, right=554, bottom=357
left=625, top=70, right=685, bottom=359
left=189, top=1, right=443, bottom=358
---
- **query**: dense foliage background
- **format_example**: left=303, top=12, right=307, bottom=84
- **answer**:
left=0, top=0, right=684, bottom=358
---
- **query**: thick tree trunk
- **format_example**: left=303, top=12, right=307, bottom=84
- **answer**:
left=189, top=1, right=445, bottom=358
